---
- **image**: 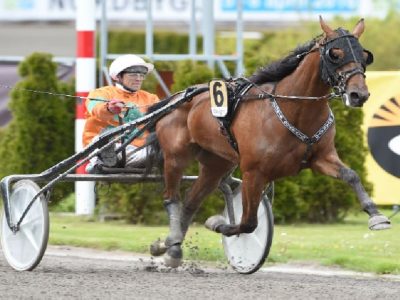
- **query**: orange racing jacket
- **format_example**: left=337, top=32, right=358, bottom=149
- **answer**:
left=82, top=86, right=159, bottom=148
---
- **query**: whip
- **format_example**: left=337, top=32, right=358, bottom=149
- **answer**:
left=0, top=83, right=148, bottom=109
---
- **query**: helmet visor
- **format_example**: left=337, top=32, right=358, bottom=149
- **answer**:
left=123, top=66, right=148, bottom=74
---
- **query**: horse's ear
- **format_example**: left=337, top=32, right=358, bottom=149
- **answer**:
left=319, top=16, right=335, bottom=37
left=352, top=18, right=365, bottom=38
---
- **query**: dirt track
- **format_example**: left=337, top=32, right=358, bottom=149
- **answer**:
left=0, top=246, right=399, bottom=300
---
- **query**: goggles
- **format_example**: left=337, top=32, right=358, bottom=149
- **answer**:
left=123, top=66, right=148, bottom=74
left=123, top=72, right=146, bottom=80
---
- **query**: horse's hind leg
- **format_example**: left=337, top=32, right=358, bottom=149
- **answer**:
left=163, top=197, right=183, bottom=267
left=163, top=155, right=189, bottom=267
left=149, top=150, right=191, bottom=268
left=180, top=151, right=235, bottom=237
left=312, top=156, right=391, bottom=230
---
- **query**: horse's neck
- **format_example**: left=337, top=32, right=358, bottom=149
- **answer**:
left=278, top=51, right=328, bottom=98
left=270, top=52, right=331, bottom=131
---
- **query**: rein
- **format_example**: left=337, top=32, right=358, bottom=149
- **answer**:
left=0, top=83, right=96, bottom=101
left=0, top=83, right=151, bottom=110
left=241, top=85, right=339, bottom=102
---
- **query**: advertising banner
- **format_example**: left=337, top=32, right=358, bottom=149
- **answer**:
left=364, top=71, right=400, bottom=205
left=0, top=0, right=397, bottom=22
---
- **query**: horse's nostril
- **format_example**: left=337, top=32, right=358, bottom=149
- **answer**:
left=350, top=91, right=369, bottom=105
left=350, top=92, right=361, bottom=103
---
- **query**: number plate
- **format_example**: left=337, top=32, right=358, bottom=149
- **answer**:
left=209, top=80, right=228, bottom=117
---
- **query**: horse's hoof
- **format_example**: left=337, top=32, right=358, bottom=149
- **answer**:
left=369, top=215, right=391, bottom=230
left=150, top=239, right=167, bottom=256
left=205, top=215, right=226, bottom=232
left=164, top=245, right=182, bottom=268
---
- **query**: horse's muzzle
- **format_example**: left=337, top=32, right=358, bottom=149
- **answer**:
left=344, top=90, right=370, bottom=107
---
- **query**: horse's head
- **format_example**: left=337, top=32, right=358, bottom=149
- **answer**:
left=319, top=17, right=374, bottom=107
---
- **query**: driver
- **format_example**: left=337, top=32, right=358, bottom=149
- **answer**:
left=82, top=54, right=159, bottom=172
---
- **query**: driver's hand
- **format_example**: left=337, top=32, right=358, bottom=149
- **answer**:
left=106, top=99, right=125, bottom=114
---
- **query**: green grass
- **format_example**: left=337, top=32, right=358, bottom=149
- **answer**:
left=49, top=210, right=400, bottom=274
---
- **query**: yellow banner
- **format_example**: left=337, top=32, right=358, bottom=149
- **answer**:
left=364, top=71, right=400, bottom=205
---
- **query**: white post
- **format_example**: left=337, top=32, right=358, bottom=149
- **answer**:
left=236, top=0, right=244, bottom=76
left=202, top=0, right=215, bottom=69
left=75, top=0, right=96, bottom=215
left=145, top=0, right=153, bottom=58
left=99, top=0, right=108, bottom=87
left=189, top=0, right=197, bottom=56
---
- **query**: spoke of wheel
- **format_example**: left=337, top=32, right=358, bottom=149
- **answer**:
left=21, top=227, right=40, bottom=252
left=12, top=204, right=24, bottom=221
left=13, top=192, right=31, bottom=220
left=249, top=234, right=264, bottom=249
left=20, top=215, right=41, bottom=228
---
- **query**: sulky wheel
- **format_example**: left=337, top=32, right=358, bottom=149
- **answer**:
left=222, top=182, right=274, bottom=274
left=1, top=180, right=49, bottom=271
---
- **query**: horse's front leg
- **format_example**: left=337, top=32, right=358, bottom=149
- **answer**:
left=206, top=169, right=266, bottom=236
left=312, top=154, right=391, bottom=230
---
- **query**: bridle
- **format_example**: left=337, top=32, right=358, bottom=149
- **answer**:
left=319, top=28, right=373, bottom=103
left=244, top=28, right=373, bottom=103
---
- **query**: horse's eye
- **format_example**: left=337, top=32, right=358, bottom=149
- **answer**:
left=327, top=48, right=342, bottom=62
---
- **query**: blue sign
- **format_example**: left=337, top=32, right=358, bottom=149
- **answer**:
left=221, top=0, right=359, bottom=13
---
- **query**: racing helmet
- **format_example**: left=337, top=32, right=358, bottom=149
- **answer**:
left=109, top=54, right=154, bottom=80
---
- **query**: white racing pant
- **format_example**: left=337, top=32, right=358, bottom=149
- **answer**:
left=85, top=142, right=149, bottom=173
left=118, top=143, right=148, bottom=166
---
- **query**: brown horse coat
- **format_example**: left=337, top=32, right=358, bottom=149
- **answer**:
left=149, top=18, right=391, bottom=268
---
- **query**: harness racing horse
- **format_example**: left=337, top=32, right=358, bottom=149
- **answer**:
left=149, top=17, right=391, bottom=268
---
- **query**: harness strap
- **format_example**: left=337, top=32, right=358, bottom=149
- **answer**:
left=218, top=122, right=239, bottom=152
left=217, top=78, right=255, bottom=153
left=211, top=77, right=335, bottom=164
left=270, top=97, right=335, bottom=165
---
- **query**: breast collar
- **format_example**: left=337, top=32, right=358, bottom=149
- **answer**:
left=269, top=84, right=335, bottom=167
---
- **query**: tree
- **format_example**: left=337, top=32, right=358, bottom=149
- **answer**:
left=0, top=52, right=75, bottom=203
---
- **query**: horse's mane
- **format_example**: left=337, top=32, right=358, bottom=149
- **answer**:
left=248, top=36, right=320, bottom=84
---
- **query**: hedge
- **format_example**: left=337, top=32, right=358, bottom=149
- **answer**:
left=0, top=53, right=75, bottom=204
